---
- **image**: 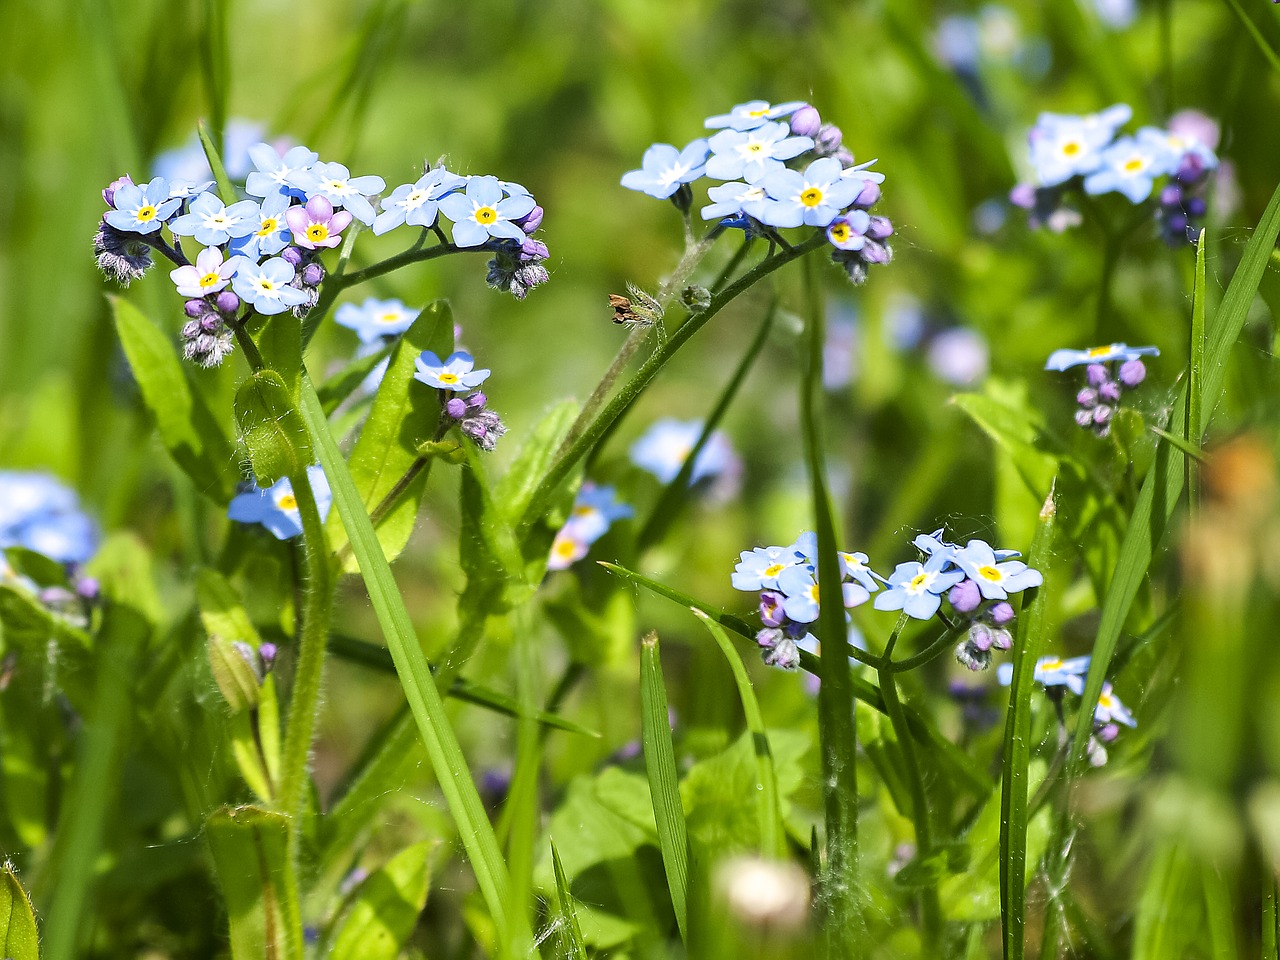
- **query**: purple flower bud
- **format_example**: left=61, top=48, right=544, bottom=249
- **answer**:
left=833, top=147, right=855, bottom=166
left=866, top=215, right=894, bottom=240
left=1076, top=387, right=1098, bottom=408
left=1160, top=184, right=1183, bottom=206
left=954, top=640, right=991, bottom=672
left=1176, top=153, right=1206, bottom=184
left=790, top=104, right=822, bottom=138
left=762, top=636, right=800, bottom=670
left=969, top=622, right=994, bottom=652
left=861, top=240, right=892, bottom=265
left=519, top=237, right=549, bottom=261
left=1185, top=196, right=1207, bottom=217
left=991, top=627, right=1013, bottom=651
left=756, top=627, right=782, bottom=650
left=1085, top=364, right=1110, bottom=387
left=465, top=391, right=487, bottom=412
left=1009, top=183, right=1037, bottom=209
left=75, top=576, right=100, bottom=602
left=181, top=320, right=201, bottom=339
left=1098, top=381, right=1122, bottom=403
left=990, top=602, right=1015, bottom=625
left=302, top=263, right=325, bottom=287
left=1092, top=405, right=1113, bottom=426
left=1074, top=409, right=1094, bottom=428
left=102, top=175, right=134, bottom=208
left=185, top=298, right=208, bottom=319
left=445, top=397, right=468, bottom=419
left=815, top=123, right=844, bottom=153
left=759, top=590, right=786, bottom=627
left=259, top=642, right=278, bottom=671
left=1118, top=358, right=1146, bottom=387
left=215, top=291, right=240, bottom=315
left=281, top=246, right=304, bottom=267
left=1098, top=722, right=1120, bottom=743
left=949, top=579, right=982, bottom=614
left=1165, top=212, right=1188, bottom=235
left=853, top=181, right=882, bottom=207
left=515, top=205, right=544, bottom=234
left=200, top=315, right=223, bottom=333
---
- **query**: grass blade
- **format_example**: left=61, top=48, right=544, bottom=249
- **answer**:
left=1222, top=0, right=1280, bottom=73
left=999, top=486, right=1057, bottom=960
left=691, top=608, right=785, bottom=859
left=640, top=631, right=689, bottom=941
left=1188, top=229, right=1207, bottom=509
left=549, top=840, right=590, bottom=960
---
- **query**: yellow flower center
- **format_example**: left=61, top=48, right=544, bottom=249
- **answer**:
left=908, top=572, right=931, bottom=592
left=325, top=179, right=350, bottom=194
left=748, top=107, right=770, bottom=117
left=573, top=505, right=595, bottom=517
left=1042, top=658, right=1064, bottom=670
left=259, top=279, right=276, bottom=292
left=1123, top=157, right=1145, bottom=173
left=829, top=223, right=850, bottom=243
left=800, top=187, right=824, bottom=207
left=136, top=204, right=157, bottom=222
left=438, top=372, right=460, bottom=384
left=1099, top=691, right=1115, bottom=709
left=1087, top=345, right=1116, bottom=358
left=378, top=312, right=402, bottom=324
left=475, top=206, right=498, bottom=224
left=200, top=272, right=222, bottom=288
left=306, top=224, right=330, bottom=243
left=276, top=493, right=298, bottom=510
left=553, top=537, right=578, bottom=559
left=978, top=565, right=1002, bottom=581
left=1061, top=141, right=1081, bottom=156
left=764, top=563, right=786, bottom=578
left=406, top=189, right=430, bottom=207
left=745, top=141, right=766, bottom=155
left=257, top=217, right=278, bottom=236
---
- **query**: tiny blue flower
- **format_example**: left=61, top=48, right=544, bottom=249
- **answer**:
left=629, top=418, right=737, bottom=485
left=759, top=157, right=861, bottom=228
left=838, top=551, right=880, bottom=593
left=245, top=143, right=320, bottom=199
left=776, top=565, right=870, bottom=624
left=227, top=465, right=332, bottom=540
left=826, top=209, right=872, bottom=250
left=1082, top=128, right=1179, bottom=203
left=166, top=179, right=216, bottom=200
left=335, top=297, right=417, bottom=344
left=562, top=482, right=633, bottom=544
left=103, top=178, right=182, bottom=235
left=699, top=177, right=773, bottom=222
left=873, top=554, right=965, bottom=620
left=413, top=350, right=490, bottom=390
left=620, top=140, right=710, bottom=200
left=704, top=99, right=807, bottom=131
left=705, top=122, right=814, bottom=183
left=732, top=544, right=805, bottom=592
left=229, top=191, right=293, bottom=260
left=231, top=257, right=310, bottom=315
left=288, top=161, right=386, bottom=225
left=1045, top=343, right=1159, bottom=371
left=1093, top=683, right=1136, bottom=727
left=0, top=472, right=99, bottom=564
left=438, top=176, right=534, bottom=247
left=372, top=168, right=465, bottom=236
left=168, top=192, right=262, bottom=246
left=1027, top=104, right=1132, bottom=187
left=996, top=654, right=1091, bottom=688
left=953, top=539, right=1043, bottom=600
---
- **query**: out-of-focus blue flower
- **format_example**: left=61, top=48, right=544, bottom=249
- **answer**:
left=732, top=544, right=805, bottom=592
left=413, top=350, right=490, bottom=390
left=926, top=327, right=989, bottom=386
left=246, top=143, right=319, bottom=199
left=823, top=304, right=859, bottom=390
left=704, top=100, right=807, bottom=131
left=229, top=191, right=293, bottom=260
left=620, top=140, right=710, bottom=199
left=873, top=554, right=965, bottom=620
left=154, top=120, right=264, bottom=184
left=1091, top=0, right=1136, bottom=29
left=629, top=418, right=737, bottom=485
left=759, top=157, right=860, bottom=228
left=1045, top=342, right=1159, bottom=370
left=1083, top=128, right=1179, bottom=202
left=1026, top=104, right=1131, bottom=187
left=953, top=539, right=1043, bottom=600
left=288, top=161, right=386, bottom=225
left=335, top=297, right=416, bottom=344
left=104, top=178, right=182, bottom=234
left=231, top=257, right=310, bottom=315
left=170, top=246, right=245, bottom=298
left=1093, top=683, right=1137, bottom=727
left=997, top=654, right=1091, bottom=688
left=706, top=122, right=814, bottom=183
left=228, top=465, right=332, bottom=540
left=0, top=472, right=99, bottom=564
left=373, top=168, right=465, bottom=236
left=169, top=192, right=262, bottom=246
left=547, top=482, right=632, bottom=571
left=438, top=176, right=534, bottom=247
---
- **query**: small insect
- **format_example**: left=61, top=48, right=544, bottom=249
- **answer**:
left=610, top=283, right=664, bottom=328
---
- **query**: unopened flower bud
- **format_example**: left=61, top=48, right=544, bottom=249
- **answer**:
left=465, top=391, right=487, bottom=412
left=281, top=246, right=304, bottom=267
left=790, top=104, right=822, bottom=138
left=815, top=123, right=844, bottom=154
left=991, top=627, right=1013, bottom=650
left=302, top=263, right=325, bottom=287
left=182, top=319, right=202, bottom=339
left=1098, top=381, right=1121, bottom=403
left=854, top=181, right=882, bottom=207
left=1185, top=196, right=1207, bottom=217
left=1074, top=409, right=1094, bottom=428
left=516, top=205, right=543, bottom=234
left=755, top=627, right=782, bottom=650
left=445, top=397, right=467, bottom=420
left=762, top=636, right=800, bottom=670
left=866, top=215, right=894, bottom=240
left=969, top=622, right=994, bottom=652
left=1118, top=359, right=1146, bottom=387
left=259, top=642, right=278, bottom=672
left=103, top=175, right=134, bottom=208
left=1176, top=153, right=1206, bottom=183
left=1086, top=364, right=1110, bottom=387
left=949, top=579, right=982, bottom=613
left=1098, top=722, right=1120, bottom=743
left=75, top=576, right=100, bottom=602
left=682, top=285, right=712, bottom=312
left=1076, top=387, right=1098, bottom=408
left=861, top=240, right=892, bottom=265
left=185, top=298, right=208, bottom=319
left=200, top=315, right=222, bottom=334
left=990, top=601, right=1015, bottom=625
left=215, top=291, right=240, bottom=315
left=1092, top=405, right=1113, bottom=426
left=1160, top=184, right=1183, bottom=206
left=954, top=640, right=991, bottom=672
left=520, top=237, right=549, bottom=261
left=1009, top=183, right=1037, bottom=209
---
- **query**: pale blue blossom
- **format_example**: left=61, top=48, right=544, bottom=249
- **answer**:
left=732, top=544, right=805, bottom=592
left=705, top=122, right=813, bottom=182
left=231, top=257, right=310, bottom=315
left=629, top=418, right=737, bottom=485
left=288, top=161, right=386, bottom=225
left=704, top=99, right=807, bottom=131
left=335, top=297, right=417, bottom=344
left=372, top=168, right=465, bottom=235
left=997, top=654, right=1091, bottom=688
left=620, top=140, right=710, bottom=199
left=246, top=143, right=319, bottom=199
left=759, top=157, right=860, bottom=228
left=413, top=350, right=490, bottom=390
left=1083, top=128, right=1179, bottom=202
left=1027, top=104, right=1132, bottom=187
left=953, top=539, right=1043, bottom=600
left=104, top=178, right=181, bottom=235
left=873, top=554, right=965, bottom=620
left=228, top=465, right=332, bottom=540
left=438, top=176, right=534, bottom=246
left=168, top=192, right=261, bottom=246
left=1045, top=343, right=1159, bottom=371
left=228, top=191, right=293, bottom=260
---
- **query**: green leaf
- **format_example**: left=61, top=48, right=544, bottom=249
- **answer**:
left=0, top=863, right=40, bottom=960
left=495, top=398, right=581, bottom=529
left=549, top=841, right=590, bottom=960
left=205, top=805, right=303, bottom=960
left=316, top=342, right=392, bottom=414
left=950, top=378, right=1059, bottom=504
left=111, top=295, right=237, bottom=501
left=234, top=370, right=312, bottom=486
left=639, top=632, right=689, bottom=941
left=330, top=842, right=433, bottom=960
left=197, top=117, right=235, bottom=205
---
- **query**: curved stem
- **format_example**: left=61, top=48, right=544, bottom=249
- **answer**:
left=889, top=620, right=967, bottom=673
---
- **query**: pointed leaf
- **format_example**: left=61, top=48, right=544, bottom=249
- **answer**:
left=0, top=863, right=40, bottom=960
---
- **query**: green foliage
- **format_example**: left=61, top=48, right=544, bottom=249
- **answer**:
left=329, top=841, right=433, bottom=960
left=0, top=863, right=40, bottom=960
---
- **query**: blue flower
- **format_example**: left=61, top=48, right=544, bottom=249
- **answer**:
left=335, top=297, right=416, bottom=344
left=169, top=246, right=245, bottom=298
left=776, top=565, right=869, bottom=624
left=547, top=527, right=591, bottom=571
left=103, top=177, right=182, bottom=234
left=0, top=472, right=98, bottom=564
left=168, top=192, right=262, bottom=246
left=228, top=465, right=332, bottom=540
left=437, top=176, right=534, bottom=247
left=705, top=122, right=814, bottom=183
left=996, top=654, right=1091, bottom=688
left=826, top=209, right=872, bottom=250
left=245, top=143, right=319, bottom=199
left=704, top=99, right=807, bottom=131
left=620, top=140, right=710, bottom=199
left=1093, top=683, right=1136, bottom=727
left=1083, top=128, right=1179, bottom=203
left=413, top=350, right=490, bottom=390
left=229, top=191, right=293, bottom=259
left=732, top=544, right=805, bottom=592
left=1045, top=343, right=1159, bottom=371
left=758, top=157, right=861, bottom=228
left=953, top=539, right=1043, bottom=600
left=1027, top=104, right=1132, bottom=187
left=372, top=168, right=465, bottom=236
left=873, top=554, right=965, bottom=620
left=629, top=418, right=737, bottom=485
left=231, top=257, right=310, bottom=315
left=288, top=161, right=386, bottom=226
left=547, top=482, right=632, bottom=570
left=838, top=551, right=880, bottom=593
left=699, top=177, right=773, bottom=222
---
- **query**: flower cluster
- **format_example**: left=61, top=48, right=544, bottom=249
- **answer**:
left=414, top=351, right=506, bottom=452
left=621, top=99, right=894, bottom=284
left=227, top=465, right=332, bottom=540
left=1045, top=342, right=1158, bottom=438
left=95, top=138, right=550, bottom=367
left=1011, top=105, right=1219, bottom=245
left=997, top=654, right=1136, bottom=765
left=0, top=471, right=99, bottom=565
left=547, top=484, right=634, bottom=571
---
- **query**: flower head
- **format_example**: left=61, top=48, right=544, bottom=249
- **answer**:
left=700, top=177, right=773, bottom=222
left=231, top=257, right=310, bottom=315
left=996, top=654, right=1091, bottom=689
left=1083, top=128, right=1179, bottom=203
left=732, top=544, right=806, bottom=592
left=758, top=157, right=861, bottom=228
left=413, top=350, right=490, bottom=390
left=621, top=140, right=711, bottom=200
left=229, top=191, right=293, bottom=259
left=953, top=539, right=1043, bottom=600
left=0, top=472, right=99, bottom=564
left=288, top=161, right=386, bottom=225
left=245, top=143, right=319, bottom=199
left=284, top=195, right=353, bottom=250
left=103, top=177, right=182, bottom=234
left=169, top=246, right=245, bottom=298
left=706, top=122, right=814, bottom=183
left=704, top=100, right=807, bottom=131
left=373, top=167, right=466, bottom=235
left=1026, top=104, right=1132, bottom=187
left=168, top=192, right=262, bottom=246
left=438, top=176, right=535, bottom=247
left=335, top=297, right=416, bottom=344
left=873, top=554, right=965, bottom=620
left=1094, top=682, right=1137, bottom=727
left=1045, top=343, right=1159, bottom=371
left=547, top=483, right=632, bottom=570
left=227, top=465, right=332, bottom=540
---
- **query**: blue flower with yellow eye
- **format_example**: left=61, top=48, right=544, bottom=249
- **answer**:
left=704, top=99, right=807, bottom=131
left=104, top=178, right=182, bottom=235
left=705, top=122, right=813, bottom=182
left=231, top=257, right=310, bottom=315
left=229, top=191, right=293, bottom=260
left=1045, top=343, right=1158, bottom=371
left=413, top=350, right=490, bottom=390
left=621, top=140, right=710, bottom=200
left=288, top=161, right=386, bottom=225
left=335, top=297, right=416, bottom=344
left=373, top=168, right=465, bottom=236
left=246, top=143, right=319, bottom=199
left=759, top=157, right=860, bottom=228
left=873, top=554, right=965, bottom=620
left=227, top=465, right=332, bottom=540
left=169, top=192, right=262, bottom=246
left=438, top=176, right=534, bottom=247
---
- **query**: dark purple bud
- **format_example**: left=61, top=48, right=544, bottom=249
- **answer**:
left=1098, top=381, right=1122, bottom=403
left=969, top=623, right=994, bottom=652
left=302, top=263, right=325, bottom=286
left=200, top=315, right=223, bottom=333
left=460, top=416, right=491, bottom=446
left=1092, top=405, right=1113, bottom=425
left=259, top=642, right=278, bottom=671
left=519, top=237, right=549, bottom=261
left=515, top=205, right=544, bottom=234
left=949, top=579, right=982, bottom=614
left=281, top=246, right=304, bottom=267
left=1009, top=183, right=1037, bottom=209
left=991, top=627, right=1013, bottom=651
left=866, top=215, right=893, bottom=240
left=185, top=298, right=208, bottom=319
left=1118, top=358, right=1146, bottom=387
left=465, top=391, right=487, bottom=412
left=854, top=181, right=882, bottom=207
left=1076, top=387, right=1098, bottom=408
left=445, top=397, right=467, bottom=419
left=759, top=590, right=786, bottom=627
left=102, top=175, right=134, bottom=208
left=1074, top=409, right=1094, bottom=428
left=1165, top=212, right=1189, bottom=235
left=789, top=104, right=822, bottom=138
left=75, top=576, right=100, bottom=602
left=1160, top=184, right=1183, bottom=206
left=215, top=291, right=240, bottom=315
left=1176, top=153, right=1206, bottom=183
left=815, top=123, right=843, bottom=153
left=1085, top=364, right=1110, bottom=387
left=1185, top=196, right=1207, bottom=217
left=990, top=601, right=1015, bottom=625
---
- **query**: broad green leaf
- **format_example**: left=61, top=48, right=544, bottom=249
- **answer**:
left=950, top=378, right=1058, bottom=505
left=328, top=301, right=453, bottom=569
left=255, top=310, right=303, bottom=399
left=330, top=841, right=433, bottom=960
left=234, top=369, right=312, bottom=486
left=205, top=805, right=302, bottom=960
left=0, top=863, right=40, bottom=960
left=111, top=295, right=237, bottom=500
left=639, top=632, right=688, bottom=940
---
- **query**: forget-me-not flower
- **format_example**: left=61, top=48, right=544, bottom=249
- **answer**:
left=562, top=482, right=634, bottom=544
left=335, top=297, right=416, bottom=344
left=170, top=246, right=244, bottom=298
left=231, top=257, right=310, bottom=315
left=777, top=564, right=870, bottom=624
left=874, top=554, right=965, bottom=620
left=700, top=177, right=772, bottom=222
left=621, top=140, right=710, bottom=200
left=1045, top=343, right=1159, bottom=371
left=759, top=157, right=860, bottom=228
left=1083, top=128, right=1179, bottom=203
left=246, top=143, right=319, bottom=199
left=826, top=209, right=872, bottom=250
left=284, top=195, right=353, bottom=250
left=705, top=122, right=813, bottom=182
left=438, top=176, right=535, bottom=247
left=1093, top=683, right=1137, bottom=727
left=413, top=350, right=490, bottom=390
left=629, top=418, right=737, bottom=485
left=732, top=544, right=806, bottom=592
left=0, top=472, right=99, bottom=564
left=104, top=177, right=182, bottom=234
left=227, top=465, right=332, bottom=540
left=953, top=539, right=1043, bottom=600
left=229, top=191, right=293, bottom=260
left=168, top=193, right=261, bottom=246
left=373, top=168, right=465, bottom=236
left=1027, top=104, right=1132, bottom=187
left=704, top=100, right=807, bottom=131
left=289, top=161, right=386, bottom=225
left=996, top=654, right=1091, bottom=689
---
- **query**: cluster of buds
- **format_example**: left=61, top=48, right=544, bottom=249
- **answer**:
left=948, top=578, right=1016, bottom=671
left=181, top=292, right=239, bottom=367
left=485, top=203, right=549, bottom=300
left=280, top=244, right=325, bottom=315
left=444, top=390, right=507, bottom=452
left=1156, top=162, right=1211, bottom=246
left=1045, top=342, right=1158, bottom=439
